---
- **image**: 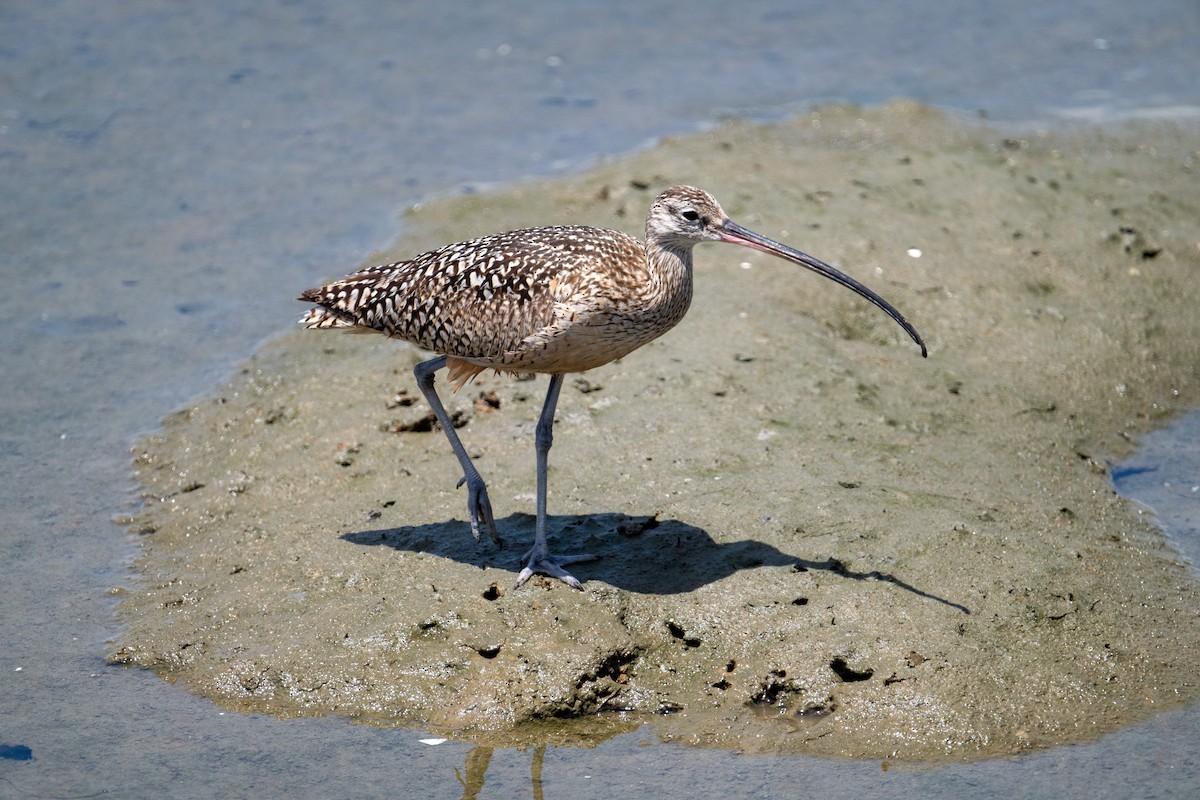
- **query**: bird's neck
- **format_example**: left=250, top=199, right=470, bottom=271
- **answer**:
left=642, top=239, right=695, bottom=319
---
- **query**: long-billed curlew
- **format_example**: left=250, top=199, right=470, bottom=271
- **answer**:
left=299, top=186, right=926, bottom=589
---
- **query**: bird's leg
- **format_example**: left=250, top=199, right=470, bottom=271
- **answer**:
left=515, top=374, right=597, bottom=589
left=413, top=356, right=500, bottom=545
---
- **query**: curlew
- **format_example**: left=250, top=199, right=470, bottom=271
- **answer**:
left=299, top=186, right=926, bottom=589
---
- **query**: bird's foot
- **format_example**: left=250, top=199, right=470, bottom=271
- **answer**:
left=514, top=549, right=598, bottom=590
left=456, top=473, right=501, bottom=546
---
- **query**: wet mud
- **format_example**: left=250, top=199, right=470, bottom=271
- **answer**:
left=112, top=102, right=1200, bottom=759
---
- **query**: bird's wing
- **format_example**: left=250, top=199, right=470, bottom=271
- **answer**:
left=300, top=227, right=646, bottom=365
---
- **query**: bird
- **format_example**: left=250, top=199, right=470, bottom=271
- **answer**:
left=299, top=185, right=927, bottom=589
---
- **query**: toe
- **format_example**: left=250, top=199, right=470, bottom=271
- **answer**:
left=514, top=557, right=584, bottom=590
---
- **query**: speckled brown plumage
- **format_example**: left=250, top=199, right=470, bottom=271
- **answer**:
left=298, top=185, right=926, bottom=590
left=299, top=187, right=715, bottom=390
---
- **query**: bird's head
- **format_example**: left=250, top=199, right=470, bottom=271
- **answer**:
left=646, top=185, right=730, bottom=248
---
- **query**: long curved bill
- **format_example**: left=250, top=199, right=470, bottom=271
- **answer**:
left=718, top=219, right=928, bottom=358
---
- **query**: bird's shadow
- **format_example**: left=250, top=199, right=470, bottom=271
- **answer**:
left=341, top=512, right=969, bottom=613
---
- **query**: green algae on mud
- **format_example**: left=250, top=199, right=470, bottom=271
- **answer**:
left=112, top=102, right=1200, bottom=760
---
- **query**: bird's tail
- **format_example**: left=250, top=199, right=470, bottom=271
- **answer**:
left=296, top=305, right=360, bottom=329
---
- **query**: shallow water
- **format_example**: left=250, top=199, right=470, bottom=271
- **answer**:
left=1114, top=412, right=1200, bottom=571
left=2, top=1, right=1198, bottom=796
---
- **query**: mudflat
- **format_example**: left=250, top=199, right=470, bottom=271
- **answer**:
left=113, top=102, right=1200, bottom=759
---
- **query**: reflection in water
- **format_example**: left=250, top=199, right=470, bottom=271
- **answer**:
left=456, top=745, right=545, bottom=800
left=446, top=717, right=633, bottom=798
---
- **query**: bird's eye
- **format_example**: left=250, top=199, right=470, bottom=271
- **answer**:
left=680, top=209, right=700, bottom=222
